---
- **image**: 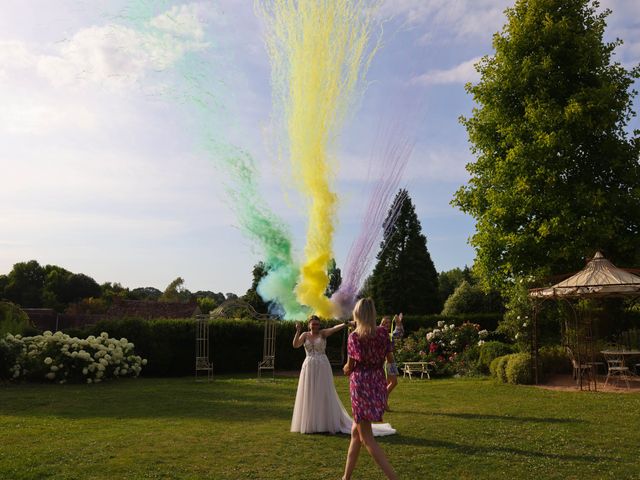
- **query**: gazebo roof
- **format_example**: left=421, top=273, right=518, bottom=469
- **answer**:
left=529, top=251, right=640, bottom=299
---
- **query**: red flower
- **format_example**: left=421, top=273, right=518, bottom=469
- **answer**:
left=429, top=342, right=438, bottom=353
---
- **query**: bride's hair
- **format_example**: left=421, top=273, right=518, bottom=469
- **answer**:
left=353, top=298, right=376, bottom=338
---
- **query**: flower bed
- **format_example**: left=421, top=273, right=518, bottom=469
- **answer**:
left=0, top=331, right=147, bottom=384
left=395, top=321, right=489, bottom=376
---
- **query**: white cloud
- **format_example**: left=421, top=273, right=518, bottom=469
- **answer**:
left=0, top=4, right=210, bottom=91
left=0, top=94, right=97, bottom=135
left=149, top=3, right=207, bottom=40
left=0, top=144, right=228, bottom=211
left=0, top=40, right=36, bottom=71
left=411, top=57, right=481, bottom=86
left=380, top=0, right=511, bottom=42
left=406, top=145, right=471, bottom=183
left=0, top=208, right=183, bottom=236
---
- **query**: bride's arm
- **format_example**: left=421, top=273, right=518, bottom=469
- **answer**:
left=321, top=320, right=354, bottom=338
left=292, top=322, right=306, bottom=348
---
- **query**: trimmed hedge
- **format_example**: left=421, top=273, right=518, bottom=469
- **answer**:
left=490, top=355, right=510, bottom=383
left=490, top=352, right=534, bottom=385
left=478, top=341, right=515, bottom=374
left=65, top=317, right=338, bottom=375
left=13, top=313, right=503, bottom=377
left=505, top=353, right=532, bottom=385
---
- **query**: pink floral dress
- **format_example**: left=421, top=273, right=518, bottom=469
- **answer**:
left=347, top=326, right=392, bottom=423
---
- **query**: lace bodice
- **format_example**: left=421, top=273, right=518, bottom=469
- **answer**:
left=304, top=335, right=326, bottom=357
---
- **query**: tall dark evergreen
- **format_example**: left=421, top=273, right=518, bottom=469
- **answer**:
left=369, top=190, right=440, bottom=314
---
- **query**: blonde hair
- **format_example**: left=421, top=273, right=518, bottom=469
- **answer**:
left=353, top=298, right=377, bottom=338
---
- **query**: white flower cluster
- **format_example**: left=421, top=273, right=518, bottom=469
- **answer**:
left=1, top=331, right=147, bottom=384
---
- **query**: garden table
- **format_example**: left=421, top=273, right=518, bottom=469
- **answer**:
left=601, top=350, right=640, bottom=368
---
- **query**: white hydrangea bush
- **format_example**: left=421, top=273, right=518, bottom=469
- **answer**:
left=0, top=331, right=147, bottom=384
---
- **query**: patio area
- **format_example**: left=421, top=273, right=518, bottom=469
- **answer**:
left=538, top=373, right=640, bottom=393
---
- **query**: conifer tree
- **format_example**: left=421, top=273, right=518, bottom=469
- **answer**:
left=370, top=190, right=440, bottom=314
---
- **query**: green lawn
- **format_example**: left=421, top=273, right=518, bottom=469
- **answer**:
left=1, top=375, right=639, bottom=480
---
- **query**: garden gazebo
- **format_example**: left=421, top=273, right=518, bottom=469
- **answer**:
left=528, top=251, right=640, bottom=389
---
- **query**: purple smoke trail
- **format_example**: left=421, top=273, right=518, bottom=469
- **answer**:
left=331, top=121, right=414, bottom=318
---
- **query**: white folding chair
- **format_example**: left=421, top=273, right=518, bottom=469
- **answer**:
left=603, top=352, right=630, bottom=389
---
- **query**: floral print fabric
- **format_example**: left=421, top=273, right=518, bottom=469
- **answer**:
left=347, top=326, right=392, bottom=423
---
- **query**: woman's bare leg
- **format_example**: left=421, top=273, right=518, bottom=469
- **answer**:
left=387, top=375, right=398, bottom=395
left=342, top=422, right=362, bottom=480
left=357, top=421, right=397, bottom=480
left=386, top=375, right=398, bottom=409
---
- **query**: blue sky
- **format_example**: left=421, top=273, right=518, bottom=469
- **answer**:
left=1, top=0, right=638, bottom=295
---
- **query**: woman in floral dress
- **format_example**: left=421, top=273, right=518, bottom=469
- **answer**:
left=342, top=298, right=397, bottom=480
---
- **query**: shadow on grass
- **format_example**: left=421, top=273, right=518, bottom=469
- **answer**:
left=0, top=378, right=295, bottom=422
left=384, top=435, right=610, bottom=462
left=430, top=412, right=586, bottom=424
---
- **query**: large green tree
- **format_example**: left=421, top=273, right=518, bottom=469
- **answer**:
left=369, top=190, right=440, bottom=314
left=43, top=266, right=101, bottom=310
left=454, top=0, right=640, bottom=291
left=2, top=260, right=45, bottom=307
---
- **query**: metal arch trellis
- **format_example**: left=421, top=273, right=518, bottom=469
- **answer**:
left=208, top=299, right=278, bottom=381
left=258, top=317, right=277, bottom=380
left=209, top=299, right=272, bottom=321
left=195, top=314, right=213, bottom=382
left=530, top=296, right=600, bottom=391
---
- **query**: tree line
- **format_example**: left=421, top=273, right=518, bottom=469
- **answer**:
left=0, top=261, right=238, bottom=315
left=1, top=190, right=497, bottom=317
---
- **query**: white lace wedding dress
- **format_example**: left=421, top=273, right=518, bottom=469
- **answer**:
left=290, top=335, right=395, bottom=436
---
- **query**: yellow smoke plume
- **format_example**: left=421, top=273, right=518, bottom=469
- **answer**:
left=257, top=0, right=380, bottom=318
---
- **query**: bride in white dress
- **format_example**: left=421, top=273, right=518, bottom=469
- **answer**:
left=291, top=316, right=395, bottom=436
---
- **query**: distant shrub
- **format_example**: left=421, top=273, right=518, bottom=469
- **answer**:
left=0, top=302, right=31, bottom=337
left=441, top=281, right=503, bottom=316
left=478, top=341, right=515, bottom=373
